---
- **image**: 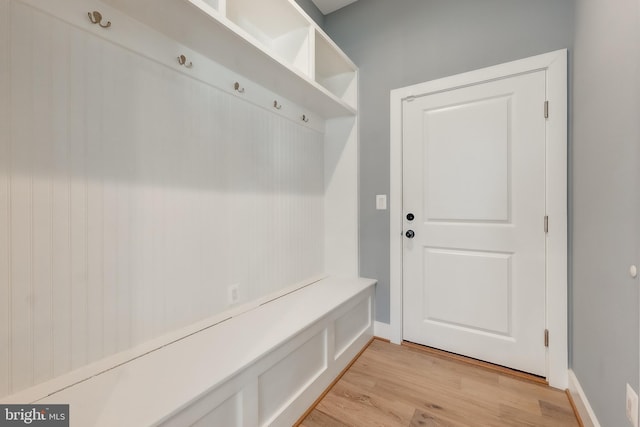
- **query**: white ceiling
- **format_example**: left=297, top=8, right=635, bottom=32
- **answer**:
left=311, top=0, right=358, bottom=15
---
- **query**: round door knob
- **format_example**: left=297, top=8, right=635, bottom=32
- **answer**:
left=406, top=213, right=415, bottom=221
left=405, top=230, right=415, bottom=239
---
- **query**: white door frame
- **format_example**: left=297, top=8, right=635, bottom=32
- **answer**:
left=389, top=49, right=568, bottom=388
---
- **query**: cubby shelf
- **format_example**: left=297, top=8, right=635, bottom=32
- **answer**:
left=101, top=0, right=358, bottom=118
left=315, top=29, right=358, bottom=110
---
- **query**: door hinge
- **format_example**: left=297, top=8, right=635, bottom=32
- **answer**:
left=544, top=329, right=549, bottom=347
left=544, top=101, right=549, bottom=118
left=544, top=215, right=549, bottom=233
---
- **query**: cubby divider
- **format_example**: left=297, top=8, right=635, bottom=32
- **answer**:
left=226, top=0, right=313, bottom=77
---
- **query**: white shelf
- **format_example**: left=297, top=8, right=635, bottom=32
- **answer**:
left=101, top=0, right=357, bottom=118
left=192, top=0, right=223, bottom=15
left=315, top=29, right=358, bottom=110
left=227, top=0, right=312, bottom=77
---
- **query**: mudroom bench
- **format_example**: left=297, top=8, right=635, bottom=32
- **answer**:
left=5, top=277, right=375, bottom=426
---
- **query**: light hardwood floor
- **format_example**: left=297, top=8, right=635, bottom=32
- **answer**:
left=299, top=339, right=580, bottom=427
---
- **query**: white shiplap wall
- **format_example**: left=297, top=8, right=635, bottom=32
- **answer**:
left=0, top=0, right=10, bottom=400
left=0, top=0, right=324, bottom=397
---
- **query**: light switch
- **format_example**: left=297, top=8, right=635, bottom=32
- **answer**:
left=376, top=195, right=387, bottom=210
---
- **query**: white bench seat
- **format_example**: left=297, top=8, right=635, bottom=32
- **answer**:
left=8, top=276, right=375, bottom=426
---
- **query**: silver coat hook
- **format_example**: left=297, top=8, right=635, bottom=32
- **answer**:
left=177, top=54, right=193, bottom=68
left=234, top=82, right=245, bottom=93
left=273, top=100, right=282, bottom=110
left=88, top=11, right=111, bottom=28
left=301, top=114, right=310, bottom=123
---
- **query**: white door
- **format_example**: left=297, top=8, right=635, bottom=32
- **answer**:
left=402, top=69, right=547, bottom=376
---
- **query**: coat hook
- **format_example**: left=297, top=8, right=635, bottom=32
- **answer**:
left=88, top=11, right=111, bottom=28
left=273, top=100, right=282, bottom=110
left=234, top=82, right=245, bottom=93
left=301, top=114, right=310, bottom=123
left=177, top=54, right=193, bottom=68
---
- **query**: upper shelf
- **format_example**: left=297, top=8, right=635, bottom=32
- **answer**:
left=101, top=0, right=358, bottom=118
left=315, top=29, right=358, bottom=110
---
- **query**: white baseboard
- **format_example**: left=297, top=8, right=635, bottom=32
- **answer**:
left=374, top=321, right=392, bottom=341
left=568, top=369, right=601, bottom=427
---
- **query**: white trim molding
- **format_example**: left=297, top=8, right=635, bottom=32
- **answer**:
left=389, top=49, right=568, bottom=388
left=374, top=321, right=392, bottom=341
left=568, top=370, right=602, bottom=427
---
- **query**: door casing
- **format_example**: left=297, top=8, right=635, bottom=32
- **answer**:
left=389, top=49, right=568, bottom=388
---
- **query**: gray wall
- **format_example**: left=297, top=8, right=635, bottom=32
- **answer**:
left=572, top=0, right=640, bottom=425
left=325, top=0, right=640, bottom=425
left=294, top=0, right=324, bottom=27
left=323, top=0, right=575, bottom=323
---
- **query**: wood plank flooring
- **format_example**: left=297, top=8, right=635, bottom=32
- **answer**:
left=299, top=339, right=579, bottom=427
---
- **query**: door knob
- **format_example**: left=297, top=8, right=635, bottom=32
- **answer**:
left=405, top=230, right=415, bottom=239
left=406, top=213, right=415, bottom=221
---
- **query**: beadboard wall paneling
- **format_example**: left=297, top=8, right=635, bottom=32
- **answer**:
left=1, top=0, right=324, bottom=397
left=49, top=11, right=73, bottom=381
left=10, top=0, right=34, bottom=393
left=0, top=0, right=10, bottom=399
